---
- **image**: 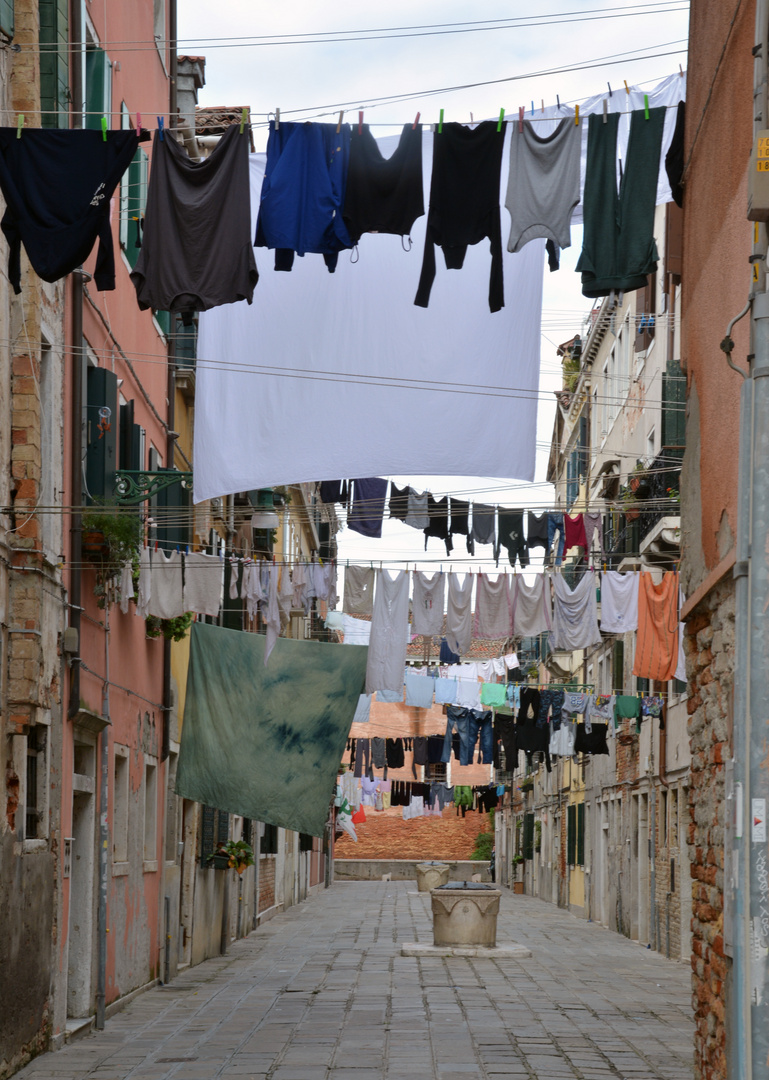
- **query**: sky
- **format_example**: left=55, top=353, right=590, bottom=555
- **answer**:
left=176, top=1, right=690, bottom=572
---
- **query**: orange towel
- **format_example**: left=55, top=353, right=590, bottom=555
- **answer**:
left=632, top=571, right=679, bottom=682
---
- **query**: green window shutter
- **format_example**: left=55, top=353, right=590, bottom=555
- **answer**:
left=85, top=46, right=111, bottom=129
left=123, top=147, right=147, bottom=270
left=85, top=367, right=118, bottom=501
left=154, top=309, right=171, bottom=338
left=612, top=639, right=624, bottom=693
left=522, top=813, right=535, bottom=860
left=200, top=805, right=216, bottom=867
left=662, top=358, right=686, bottom=449
left=39, top=0, right=68, bottom=128
left=216, top=811, right=229, bottom=846
left=567, top=804, right=576, bottom=866
left=155, top=469, right=191, bottom=553
left=577, top=803, right=585, bottom=866
left=0, top=0, right=13, bottom=39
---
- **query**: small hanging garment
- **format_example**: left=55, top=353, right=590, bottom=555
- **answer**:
left=505, top=116, right=581, bottom=254
left=347, top=477, right=389, bottom=539
left=255, top=120, right=352, bottom=272
left=404, top=670, right=434, bottom=709
left=343, top=565, right=376, bottom=616
left=547, top=512, right=566, bottom=565
left=474, top=574, right=512, bottom=639
left=445, top=573, right=474, bottom=655
left=577, top=107, right=666, bottom=298
left=319, top=480, right=345, bottom=504
left=388, top=483, right=409, bottom=521
left=448, top=498, right=471, bottom=551
left=423, top=495, right=452, bottom=556
left=511, top=574, right=552, bottom=637
left=453, top=666, right=481, bottom=709
left=412, top=571, right=445, bottom=636
left=291, top=561, right=308, bottom=614
left=278, top=563, right=294, bottom=627
left=385, top=737, right=405, bottom=768
left=365, top=569, right=410, bottom=694
left=551, top=572, right=601, bottom=651
left=182, top=552, right=223, bottom=618
left=574, top=722, right=609, bottom=756
left=434, top=676, right=458, bottom=705
left=527, top=511, right=549, bottom=550
left=131, top=123, right=257, bottom=316
left=136, top=548, right=152, bottom=619
left=405, top=488, right=429, bottom=530
left=589, top=694, right=615, bottom=724
left=563, top=512, right=587, bottom=552
left=352, top=694, right=372, bottom=724
left=342, top=123, right=424, bottom=244
left=148, top=549, right=185, bottom=619
left=632, top=570, right=679, bottom=681
left=0, top=128, right=140, bottom=293
left=228, top=556, right=240, bottom=600
left=550, top=719, right=577, bottom=758
left=600, top=570, right=640, bottom=633
left=495, top=509, right=529, bottom=569
left=471, top=503, right=496, bottom=549
left=263, top=562, right=281, bottom=664
left=415, top=121, right=505, bottom=312
left=614, top=695, right=641, bottom=725
left=119, top=561, right=135, bottom=616
left=480, top=682, right=507, bottom=708
left=583, top=511, right=605, bottom=558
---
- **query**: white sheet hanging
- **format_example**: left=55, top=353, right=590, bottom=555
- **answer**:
left=551, top=572, right=602, bottom=651
left=365, top=569, right=410, bottom=694
left=600, top=570, right=639, bottom=634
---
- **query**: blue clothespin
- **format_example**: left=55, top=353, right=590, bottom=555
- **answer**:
left=101, top=116, right=107, bottom=142
left=157, top=116, right=164, bottom=142
left=531, top=101, right=534, bottom=116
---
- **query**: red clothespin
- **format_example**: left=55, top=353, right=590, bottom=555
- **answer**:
left=412, top=111, right=420, bottom=130
left=518, top=106, right=524, bottom=133
left=154, top=539, right=159, bottom=552
left=157, top=116, right=164, bottom=141
left=136, top=112, right=142, bottom=136
left=358, top=110, right=363, bottom=135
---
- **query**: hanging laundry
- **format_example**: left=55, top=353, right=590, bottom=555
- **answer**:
left=412, top=571, right=445, bottom=636
left=583, top=511, right=605, bottom=558
left=614, top=695, right=641, bottom=726
left=480, top=682, right=507, bottom=708
left=119, top=561, right=135, bottom=616
left=352, top=694, right=372, bottom=724
left=675, top=595, right=687, bottom=684
left=504, top=651, right=519, bottom=670
left=342, top=613, right=371, bottom=646
left=600, top=570, right=640, bottom=633
left=547, top=512, right=565, bottom=566
left=131, top=123, right=257, bottom=317
left=365, top=569, right=410, bottom=694
left=263, top=562, right=282, bottom=664
left=665, top=101, right=685, bottom=208
left=404, top=669, right=434, bottom=709
left=277, top=564, right=293, bottom=628
left=468, top=709, right=494, bottom=764
left=514, top=701, right=551, bottom=773
left=527, top=511, right=549, bottom=551
left=412, top=735, right=429, bottom=765
left=343, top=565, right=376, bottom=616
left=493, top=709, right=516, bottom=770
left=371, top=737, right=386, bottom=768
left=148, top=549, right=185, bottom=619
left=353, top=738, right=371, bottom=778
left=471, top=503, right=496, bottom=549
left=434, top=676, right=458, bottom=705
left=562, top=691, right=591, bottom=716
left=442, top=707, right=471, bottom=765
left=439, top=637, right=461, bottom=664
left=183, top=552, right=223, bottom=618
left=255, top=120, right=352, bottom=272
left=385, top=737, right=405, bottom=768
left=495, top=509, right=529, bottom=569
left=578, top=107, right=666, bottom=298
left=505, top=116, right=581, bottom=256
left=445, top=573, right=474, bottom=656
left=589, top=694, right=615, bottom=724
left=537, top=688, right=565, bottom=729
left=377, top=683, right=404, bottom=704
left=342, top=123, right=424, bottom=245
left=451, top=665, right=482, bottom=709
left=319, top=479, right=343, bottom=503
left=511, top=574, right=552, bottom=637
left=448, top=497, right=471, bottom=552
left=0, top=128, right=140, bottom=293
left=388, top=483, right=409, bottom=521
left=415, top=121, right=505, bottom=312
left=405, top=488, right=429, bottom=529
left=242, top=560, right=262, bottom=619
left=641, top=695, right=665, bottom=718
left=136, top=548, right=152, bottom=619
left=632, top=570, right=679, bottom=681
left=474, top=574, right=512, bottom=638
left=228, top=556, right=241, bottom=600
left=347, top=477, right=389, bottom=539
left=506, top=683, right=521, bottom=709
left=423, top=495, right=452, bottom=556
left=551, top=572, right=602, bottom=651
left=563, top=512, right=588, bottom=552
left=574, top=722, right=609, bottom=755
left=550, top=719, right=577, bottom=758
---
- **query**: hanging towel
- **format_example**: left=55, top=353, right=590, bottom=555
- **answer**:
left=415, top=121, right=505, bottom=312
left=434, top=677, right=458, bottom=705
left=505, top=117, right=581, bottom=254
left=343, top=565, right=376, bottom=616
left=148, top=549, right=185, bottom=619
left=454, top=668, right=481, bottom=709
left=255, top=120, right=352, bottom=272
left=551, top=572, right=601, bottom=651
left=405, top=488, right=429, bottom=529
left=412, top=571, right=445, bottom=636
left=423, top=494, right=452, bottom=555
left=365, top=570, right=410, bottom=694
left=228, top=556, right=240, bottom=600
left=131, top=123, right=257, bottom=316
left=319, top=480, right=344, bottom=504
left=183, top=552, right=223, bottom=618
left=342, top=123, right=424, bottom=244
left=0, top=128, right=140, bottom=293
left=136, top=548, right=152, bottom=619
left=600, top=570, right=640, bottom=633
left=352, top=694, right=372, bottom=724
left=445, top=573, right=474, bottom=655
left=291, top=561, right=308, bottom=614
left=474, top=574, right=512, bottom=638
left=577, top=107, right=666, bottom=298
left=632, top=570, right=679, bottom=681
left=404, top=670, right=434, bottom=709
left=574, top=722, right=609, bottom=756
left=511, top=574, right=552, bottom=637
left=347, top=477, right=388, bottom=539
left=471, top=503, right=496, bottom=548
left=564, top=512, right=587, bottom=552
left=614, top=695, right=641, bottom=725
left=342, top=614, right=372, bottom=646
left=480, top=682, right=507, bottom=708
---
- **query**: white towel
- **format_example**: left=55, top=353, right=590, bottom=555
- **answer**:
left=600, top=570, right=639, bottom=633
left=229, top=556, right=240, bottom=599
left=183, top=552, right=222, bottom=618
left=136, top=548, right=152, bottom=619
left=263, top=562, right=281, bottom=664
left=148, top=549, right=185, bottom=619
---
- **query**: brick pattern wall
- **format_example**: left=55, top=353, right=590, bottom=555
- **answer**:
left=685, top=576, right=734, bottom=1080
left=258, top=856, right=276, bottom=912
left=335, top=805, right=490, bottom=861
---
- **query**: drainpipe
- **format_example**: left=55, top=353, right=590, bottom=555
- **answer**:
left=649, top=736, right=657, bottom=951
left=95, top=601, right=111, bottom=1029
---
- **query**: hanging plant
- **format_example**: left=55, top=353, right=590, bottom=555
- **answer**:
left=208, top=838, right=255, bottom=875
left=82, top=502, right=142, bottom=608
left=145, top=612, right=194, bottom=642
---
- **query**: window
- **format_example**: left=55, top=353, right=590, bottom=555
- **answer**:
left=646, top=427, right=656, bottom=464
left=261, top=822, right=279, bottom=855
left=661, top=358, right=686, bottom=449
left=164, top=751, right=179, bottom=863
left=120, top=139, right=148, bottom=271
left=143, top=758, right=157, bottom=864
left=85, top=45, right=112, bottom=130
left=39, top=0, right=68, bottom=128
left=426, top=761, right=447, bottom=782
left=522, top=813, right=535, bottom=860
left=670, top=787, right=679, bottom=848
left=113, top=746, right=129, bottom=864
left=25, top=728, right=44, bottom=839
left=299, top=833, right=314, bottom=853
left=612, top=640, right=624, bottom=694
left=567, top=804, right=584, bottom=866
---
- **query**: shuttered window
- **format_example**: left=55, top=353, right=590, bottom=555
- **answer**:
left=567, top=804, right=576, bottom=866
left=39, top=0, right=68, bottom=128
left=661, top=358, right=686, bottom=449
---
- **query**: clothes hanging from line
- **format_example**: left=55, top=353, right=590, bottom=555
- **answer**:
left=388, top=483, right=409, bottom=521
left=352, top=694, right=372, bottom=725
left=574, top=721, right=609, bottom=756
left=347, top=477, right=389, bottom=539
left=564, top=512, right=588, bottom=552
left=343, top=565, right=376, bottom=616
left=506, top=116, right=581, bottom=256
left=600, top=570, right=640, bottom=633
left=633, top=570, right=679, bottom=682
left=495, top=509, right=529, bottom=569
left=439, top=637, right=461, bottom=665
left=405, top=488, right=430, bottom=530
left=551, top=571, right=602, bottom=651
left=474, top=573, right=512, bottom=639
left=412, top=571, right=445, bottom=637
left=471, top=503, right=496, bottom=549
left=182, top=552, right=224, bottom=618
left=404, top=669, right=435, bottom=709
left=343, top=613, right=372, bottom=646
left=547, top=512, right=566, bottom=566
left=423, top=494, right=452, bottom=556
left=148, top=549, right=185, bottom=620
left=342, top=122, right=424, bottom=246
left=665, top=100, right=685, bottom=209
left=583, top=511, right=605, bottom=558
left=512, top=573, right=553, bottom=638
left=449, top=498, right=471, bottom=551
left=445, top=573, right=474, bottom=656
left=527, top=511, right=549, bottom=550
left=366, top=569, right=410, bottom=695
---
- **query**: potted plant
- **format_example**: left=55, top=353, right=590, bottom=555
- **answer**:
left=145, top=612, right=194, bottom=642
left=82, top=501, right=142, bottom=608
left=208, top=838, right=255, bottom=875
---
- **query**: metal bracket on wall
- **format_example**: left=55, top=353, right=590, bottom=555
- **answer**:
left=114, top=470, right=193, bottom=505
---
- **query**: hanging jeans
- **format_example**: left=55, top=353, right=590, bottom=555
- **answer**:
left=537, top=689, right=565, bottom=730
left=547, top=513, right=565, bottom=566
left=468, top=709, right=494, bottom=764
left=442, top=706, right=472, bottom=765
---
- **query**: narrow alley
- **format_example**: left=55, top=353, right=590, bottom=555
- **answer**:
left=16, top=882, right=693, bottom=1080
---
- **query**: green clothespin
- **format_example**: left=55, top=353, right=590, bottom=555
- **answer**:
left=101, top=116, right=108, bottom=141
left=497, top=107, right=505, bottom=133
left=643, top=94, right=649, bottom=120
left=16, top=113, right=23, bottom=139
left=438, top=108, right=444, bottom=134
left=239, top=107, right=248, bottom=134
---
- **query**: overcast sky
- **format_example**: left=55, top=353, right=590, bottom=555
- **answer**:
left=177, top=1, right=690, bottom=571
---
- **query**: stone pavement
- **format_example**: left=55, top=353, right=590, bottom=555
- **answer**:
left=16, top=882, right=694, bottom=1080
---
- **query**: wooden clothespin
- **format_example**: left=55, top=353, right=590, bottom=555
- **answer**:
left=679, top=64, right=684, bottom=77
left=275, top=108, right=280, bottom=129
left=239, top=108, right=248, bottom=134
left=603, top=99, right=608, bottom=124
left=412, top=111, right=420, bottom=130
left=541, top=99, right=545, bottom=114
left=574, top=104, right=580, bottom=127
left=157, top=116, right=164, bottom=141
left=643, top=94, right=650, bottom=120
left=438, top=108, right=444, bottom=134
left=136, top=112, right=142, bottom=136
left=497, top=107, right=505, bottom=133
left=623, top=80, right=630, bottom=95
left=358, top=110, right=364, bottom=134
left=101, top=116, right=108, bottom=141
left=336, top=110, right=344, bottom=133
left=16, top=113, right=23, bottom=139
left=518, top=106, right=524, bottom=133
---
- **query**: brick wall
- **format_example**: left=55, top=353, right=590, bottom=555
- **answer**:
left=258, top=856, right=276, bottom=912
left=335, top=805, right=490, bottom=861
left=685, top=575, right=734, bottom=1080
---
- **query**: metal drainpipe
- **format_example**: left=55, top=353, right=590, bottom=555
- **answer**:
left=95, top=601, right=111, bottom=1029
left=649, top=736, right=657, bottom=951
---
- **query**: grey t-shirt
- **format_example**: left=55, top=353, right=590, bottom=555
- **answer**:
left=506, top=117, right=581, bottom=253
